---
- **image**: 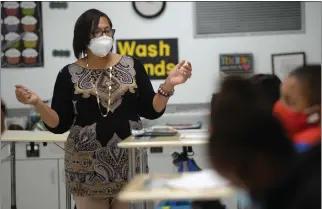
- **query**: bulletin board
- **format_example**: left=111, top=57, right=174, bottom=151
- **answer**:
left=1, top=1, right=44, bottom=68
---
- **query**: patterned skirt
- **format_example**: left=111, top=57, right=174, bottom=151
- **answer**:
left=64, top=124, right=145, bottom=197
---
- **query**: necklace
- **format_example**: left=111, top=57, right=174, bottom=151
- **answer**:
left=86, top=59, right=113, bottom=117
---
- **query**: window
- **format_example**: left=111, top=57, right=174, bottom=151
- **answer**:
left=194, top=2, right=304, bottom=37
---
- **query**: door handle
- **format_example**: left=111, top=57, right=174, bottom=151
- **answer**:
left=50, top=168, right=55, bottom=184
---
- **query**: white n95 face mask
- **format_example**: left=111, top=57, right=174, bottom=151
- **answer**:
left=87, top=36, right=113, bottom=57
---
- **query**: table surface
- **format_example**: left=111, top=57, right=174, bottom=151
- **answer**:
left=1, top=129, right=208, bottom=145
left=118, top=130, right=209, bottom=148
left=117, top=173, right=235, bottom=202
left=1, top=130, right=68, bottom=142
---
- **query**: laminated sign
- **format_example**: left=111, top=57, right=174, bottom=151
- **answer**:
left=116, top=38, right=179, bottom=80
left=219, top=54, right=253, bottom=73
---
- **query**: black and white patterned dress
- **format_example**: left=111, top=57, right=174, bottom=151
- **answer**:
left=45, top=56, right=165, bottom=198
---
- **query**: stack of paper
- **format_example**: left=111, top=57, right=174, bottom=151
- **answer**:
left=166, top=169, right=228, bottom=189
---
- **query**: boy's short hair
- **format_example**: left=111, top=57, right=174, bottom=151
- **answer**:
left=289, top=64, right=321, bottom=106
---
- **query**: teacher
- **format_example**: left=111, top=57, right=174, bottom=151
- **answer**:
left=15, top=9, right=192, bottom=209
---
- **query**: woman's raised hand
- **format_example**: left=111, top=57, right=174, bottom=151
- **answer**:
left=15, top=85, right=40, bottom=105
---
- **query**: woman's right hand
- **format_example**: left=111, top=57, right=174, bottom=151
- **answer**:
left=15, top=85, right=40, bottom=106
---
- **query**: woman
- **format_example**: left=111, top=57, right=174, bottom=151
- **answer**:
left=209, top=76, right=320, bottom=209
left=273, top=65, right=321, bottom=151
left=15, top=9, right=192, bottom=209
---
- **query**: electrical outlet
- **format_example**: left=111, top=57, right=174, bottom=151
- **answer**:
left=26, top=143, right=40, bottom=157
left=49, top=2, right=68, bottom=9
left=52, top=50, right=71, bottom=57
left=150, top=147, right=163, bottom=153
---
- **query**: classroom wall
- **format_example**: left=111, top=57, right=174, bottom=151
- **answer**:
left=1, top=2, right=321, bottom=108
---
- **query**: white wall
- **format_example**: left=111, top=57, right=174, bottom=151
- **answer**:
left=1, top=2, right=321, bottom=108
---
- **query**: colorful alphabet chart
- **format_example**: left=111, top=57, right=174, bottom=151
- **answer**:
left=219, top=54, right=253, bottom=73
left=1, top=1, right=44, bottom=68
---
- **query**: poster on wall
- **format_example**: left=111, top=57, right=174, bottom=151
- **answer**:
left=271, top=52, right=306, bottom=81
left=1, top=1, right=44, bottom=68
left=219, top=54, right=253, bottom=73
left=116, top=38, right=178, bottom=80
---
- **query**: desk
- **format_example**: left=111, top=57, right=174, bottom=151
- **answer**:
left=118, top=131, right=208, bottom=149
left=1, top=131, right=70, bottom=209
left=117, top=130, right=209, bottom=209
left=118, top=131, right=208, bottom=179
left=118, top=174, right=235, bottom=202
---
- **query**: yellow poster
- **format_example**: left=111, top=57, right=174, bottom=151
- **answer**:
left=116, top=38, right=179, bottom=80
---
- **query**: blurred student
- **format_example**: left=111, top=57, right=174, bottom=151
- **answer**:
left=209, top=76, right=320, bottom=209
left=209, top=74, right=281, bottom=134
left=273, top=65, right=321, bottom=152
left=250, top=74, right=281, bottom=109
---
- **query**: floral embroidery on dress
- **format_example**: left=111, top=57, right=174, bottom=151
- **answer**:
left=68, top=56, right=138, bottom=112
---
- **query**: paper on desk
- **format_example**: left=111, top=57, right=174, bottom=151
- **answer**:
left=179, top=132, right=209, bottom=140
left=179, top=129, right=209, bottom=140
left=166, top=169, right=228, bottom=189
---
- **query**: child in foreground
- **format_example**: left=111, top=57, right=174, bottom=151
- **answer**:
left=273, top=65, right=321, bottom=152
left=209, top=76, right=320, bottom=209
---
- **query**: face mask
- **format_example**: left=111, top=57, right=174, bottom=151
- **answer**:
left=87, top=36, right=113, bottom=57
left=273, top=101, right=319, bottom=138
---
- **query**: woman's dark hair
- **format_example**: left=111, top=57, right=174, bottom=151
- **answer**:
left=1, top=100, right=6, bottom=116
left=209, top=76, right=293, bottom=180
left=289, top=64, right=321, bottom=106
left=250, top=74, right=281, bottom=108
left=73, top=9, right=113, bottom=59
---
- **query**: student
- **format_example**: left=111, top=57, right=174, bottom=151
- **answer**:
left=209, top=76, right=320, bottom=209
left=209, top=74, right=281, bottom=133
left=273, top=65, right=321, bottom=151
left=229, top=74, right=282, bottom=209
left=250, top=74, right=281, bottom=109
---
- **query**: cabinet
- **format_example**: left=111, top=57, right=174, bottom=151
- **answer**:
left=0, top=161, right=10, bottom=209
left=16, top=160, right=59, bottom=209
left=0, top=159, right=60, bottom=209
left=0, top=142, right=66, bottom=209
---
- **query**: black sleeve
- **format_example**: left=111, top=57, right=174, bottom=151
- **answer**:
left=134, top=58, right=165, bottom=120
left=44, top=66, right=75, bottom=134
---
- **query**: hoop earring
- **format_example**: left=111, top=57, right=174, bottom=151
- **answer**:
left=82, top=51, right=87, bottom=58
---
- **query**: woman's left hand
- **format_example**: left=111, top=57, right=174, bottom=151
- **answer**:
left=166, top=60, right=192, bottom=86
